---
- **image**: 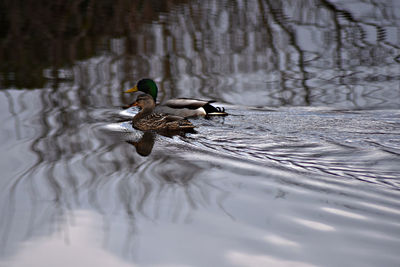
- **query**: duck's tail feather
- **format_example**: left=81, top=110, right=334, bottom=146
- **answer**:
left=203, top=104, right=229, bottom=116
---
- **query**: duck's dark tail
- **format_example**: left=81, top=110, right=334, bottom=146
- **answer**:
left=203, top=104, right=228, bottom=116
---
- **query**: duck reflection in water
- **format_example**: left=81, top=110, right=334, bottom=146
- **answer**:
left=126, top=93, right=196, bottom=156
left=126, top=131, right=156, bottom=157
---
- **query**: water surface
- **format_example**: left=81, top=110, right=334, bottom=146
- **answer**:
left=1, top=0, right=400, bottom=266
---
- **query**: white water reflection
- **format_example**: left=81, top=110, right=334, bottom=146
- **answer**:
left=6, top=211, right=134, bottom=267
left=226, top=251, right=317, bottom=267
left=263, top=234, right=300, bottom=248
left=293, top=218, right=335, bottom=232
left=322, top=207, right=367, bottom=220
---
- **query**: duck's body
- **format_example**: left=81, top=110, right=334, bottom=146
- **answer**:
left=132, top=94, right=195, bottom=132
left=155, top=98, right=223, bottom=117
left=125, top=79, right=228, bottom=117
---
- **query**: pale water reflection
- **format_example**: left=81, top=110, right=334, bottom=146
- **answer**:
left=1, top=0, right=400, bottom=267
left=5, top=211, right=134, bottom=267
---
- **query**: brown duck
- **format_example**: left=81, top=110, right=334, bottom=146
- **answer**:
left=131, top=94, right=195, bottom=132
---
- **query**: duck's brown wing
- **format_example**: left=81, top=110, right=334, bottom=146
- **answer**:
left=161, top=114, right=195, bottom=129
left=149, top=113, right=195, bottom=128
left=164, top=114, right=187, bottom=122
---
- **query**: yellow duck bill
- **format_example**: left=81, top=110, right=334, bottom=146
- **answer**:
left=124, top=85, right=138, bottom=93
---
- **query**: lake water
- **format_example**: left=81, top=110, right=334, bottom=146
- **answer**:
left=1, top=0, right=400, bottom=266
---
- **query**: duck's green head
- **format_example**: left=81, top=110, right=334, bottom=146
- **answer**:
left=125, top=79, right=158, bottom=101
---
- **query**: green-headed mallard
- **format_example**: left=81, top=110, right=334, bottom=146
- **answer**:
left=125, top=78, right=228, bottom=117
left=131, top=94, right=195, bottom=132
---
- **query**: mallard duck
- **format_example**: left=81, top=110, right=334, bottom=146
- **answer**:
left=131, top=94, right=195, bottom=132
left=125, top=78, right=228, bottom=117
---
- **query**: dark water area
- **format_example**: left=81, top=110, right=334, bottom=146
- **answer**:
left=1, top=0, right=400, bottom=266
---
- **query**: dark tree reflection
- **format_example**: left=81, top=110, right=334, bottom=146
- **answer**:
left=1, top=0, right=399, bottom=107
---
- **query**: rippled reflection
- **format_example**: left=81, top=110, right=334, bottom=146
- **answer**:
left=2, top=0, right=400, bottom=108
left=1, top=0, right=400, bottom=266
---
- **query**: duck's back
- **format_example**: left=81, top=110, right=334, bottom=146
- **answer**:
left=155, top=98, right=228, bottom=117
left=154, top=105, right=206, bottom=117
